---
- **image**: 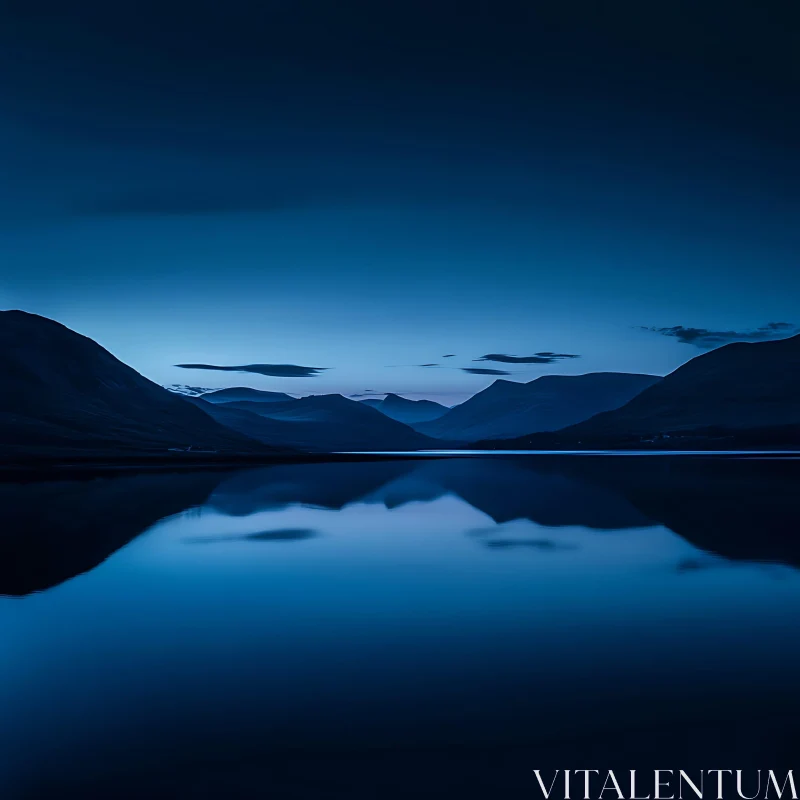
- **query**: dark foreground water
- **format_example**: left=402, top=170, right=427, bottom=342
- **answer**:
left=2, top=456, right=800, bottom=799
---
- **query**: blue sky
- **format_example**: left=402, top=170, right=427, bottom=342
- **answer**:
left=2, top=0, right=798, bottom=402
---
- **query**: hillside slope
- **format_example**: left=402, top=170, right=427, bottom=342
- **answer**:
left=482, top=334, right=800, bottom=448
left=0, top=311, right=271, bottom=458
left=200, top=387, right=295, bottom=404
left=417, top=372, right=660, bottom=440
left=363, top=393, right=449, bottom=425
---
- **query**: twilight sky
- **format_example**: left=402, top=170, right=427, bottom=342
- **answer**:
left=2, top=0, right=798, bottom=403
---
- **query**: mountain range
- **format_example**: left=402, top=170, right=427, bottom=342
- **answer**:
left=415, top=372, right=661, bottom=441
left=482, top=333, right=800, bottom=449
left=0, top=311, right=273, bottom=459
left=359, top=393, right=450, bottom=424
left=188, top=393, right=440, bottom=452
left=1, top=309, right=798, bottom=461
left=199, top=387, right=295, bottom=404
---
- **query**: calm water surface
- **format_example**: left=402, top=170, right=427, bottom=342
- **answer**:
left=1, top=456, right=799, bottom=798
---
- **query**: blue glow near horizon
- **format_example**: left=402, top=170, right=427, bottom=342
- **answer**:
left=3, top=201, right=797, bottom=402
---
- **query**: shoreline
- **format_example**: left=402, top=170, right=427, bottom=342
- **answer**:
left=1, top=448, right=799, bottom=479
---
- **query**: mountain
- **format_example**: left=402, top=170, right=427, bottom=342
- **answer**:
left=188, top=393, right=442, bottom=452
left=361, top=393, right=449, bottom=424
left=0, top=310, right=272, bottom=459
left=200, top=387, right=295, bottom=404
left=485, top=334, right=800, bottom=448
left=416, top=372, right=660, bottom=441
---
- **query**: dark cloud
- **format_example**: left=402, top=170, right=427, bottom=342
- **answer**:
left=462, top=367, right=512, bottom=376
left=641, top=322, right=799, bottom=349
left=185, top=528, right=318, bottom=544
left=442, top=354, right=456, bottom=358
left=475, top=352, right=581, bottom=364
left=468, top=528, right=577, bottom=551
left=176, top=363, right=328, bottom=377
left=385, top=363, right=442, bottom=369
left=485, top=539, right=578, bottom=551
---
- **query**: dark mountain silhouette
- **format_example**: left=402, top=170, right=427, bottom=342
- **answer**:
left=5, top=310, right=797, bottom=458
left=200, top=387, right=295, bottom=404
left=188, top=393, right=441, bottom=452
left=362, top=393, right=449, bottom=424
left=184, top=398, right=320, bottom=450
left=417, top=372, right=660, bottom=441
left=485, top=334, right=800, bottom=448
left=0, top=311, right=271, bottom=459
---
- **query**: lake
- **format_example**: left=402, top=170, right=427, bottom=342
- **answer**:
left=2, top=455, right=800, bottom=798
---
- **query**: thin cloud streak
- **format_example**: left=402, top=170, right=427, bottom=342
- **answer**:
left=640, top=322, right=798, bottom=348
left=475, top=352, right=580, bottom=364
left=176, top=363, right=329, bottom=378
left=462, top=367, right=512, bottom=375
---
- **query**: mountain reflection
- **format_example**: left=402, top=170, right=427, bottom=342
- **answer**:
left=0, top=471, right=224, bottom=595
left=1, top=456, right=799, bottom=595
left=185, top=528, right=319, bottom=544
left=480, top=538, right=580, bottom=551
left=208, top=458, right=653, bottom=529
